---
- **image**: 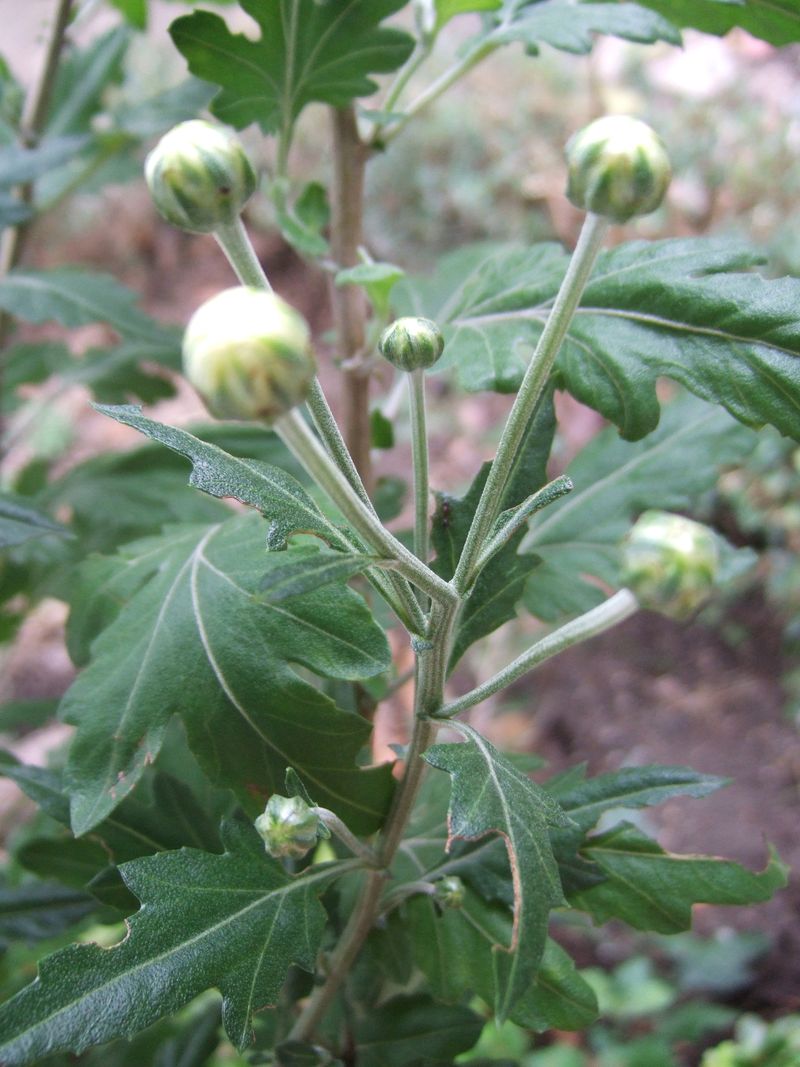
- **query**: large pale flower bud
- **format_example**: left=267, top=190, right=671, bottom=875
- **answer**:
left=183, top=287, right=316, bottom=422
left=145, top=120, right=257, bottom=234
left=565, top=116, right=671, bottom=222
left=254, top=795, right=321, bottom=860
left=379, top=316, right=445, bottom=373
left=622, top=511, right=719, bottom=619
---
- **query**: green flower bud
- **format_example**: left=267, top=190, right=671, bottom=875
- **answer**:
left=183, top=287, right=316, bottom=423
left=254, top=795, right=321, bottom=860
left=622, top=510, right=719, bottom=620
left=145, top=119, right=257, bottom=234
left=565, top=115, right=671, bottom=222
left=434, top=875, right=465, bottom=909
left=379, top=316, right=445, bottom=373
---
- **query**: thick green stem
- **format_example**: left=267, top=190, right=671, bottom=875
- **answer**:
left=435, top=589, right=638, bottom=719
left=214, top=218, right=272, bottom=290
left=409, top=369, right=430, bottom=564
left=452, top=213, right=608, bottom=595
left=275, top=409, right=456, bottom=608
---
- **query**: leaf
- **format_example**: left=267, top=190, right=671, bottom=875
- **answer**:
left=634, top=0, right=800, bottom=45
left=0, top=822, right=345, bottom=1061
left=431, top=388, right=555, bottom=666
left=0, top=269, right=176, bottom=346
left=0, top=135, right=93, bottom=186
left=15, top=837, right=111, bottom=891
left=521, top=394, right=758, bottom=620
left=107, top=0, right=148, bottom=30
left=0, top=880, right=97, bottom=949
left=46, top=27, right=131, bottom=137
left=571, top=823, right=788, bottom=933
left=61, top=514, right=393, bottom=836
left=170, top=0, right=414, bottom=137
left=276, top=181, right=330, bottom=259
left=423, top=723, right=569, bottom=1019
left=0, top=493, right=70, bottom=548
left=400, top=239, right=800, bottom=441
left=353, top=994, right=483, bottom=1067
left=488, top=0, right=681, bottom=54
left=257, top=546, right=379, bottom=602
left=95, top=405, right=347, bottom=551
left=436, top=0, right=502, bottom=29
left=336, top=261, right=405, bottom=319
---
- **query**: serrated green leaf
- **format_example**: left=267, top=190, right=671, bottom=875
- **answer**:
left=0, top=822, right=345, bottom=1062
left=431, top=388, right=554, bottom=665
left=489, top=0, right=680, bottom=54
left=95, top=405, right=347, bottom=551
left=258, top=545, right=379, bottom=602
left=0, top=493, right=70, bottom=548
left=571, top=823, right=788, bottom=932
left=634, top=0, right=800, bottom=44
left=521, top=393, right=758, bottom=620
left=353, top=994, right=483, bottom=1066
left=61, top=514, right=393, bottom=835
left=400, top=239, right=800, bottom=441
left=0, top=269, right=176, bottom=346
left=423, top=723, right=569, bottom=1019
left=170, top=0, right=414, bottom=137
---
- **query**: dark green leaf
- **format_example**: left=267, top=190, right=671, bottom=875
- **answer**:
left=488, top=0, right=680, bottom=54
left=95, top=405, right=347, bottom=550
left=571, top=823, right=788, bottom=933
left=0, top=269, right=176, bottom=346
left=170, top=0, right=414, bottom=136
left=14, top=837, right=110, bottom=891
left=432, top=388, right=554, bottom=665
left=0, top=822, right=344, bottom=1061
left=0, top=494, right=70, bottom=548
left=634, top=0, right=800, bottom=45
left=353, top=994, right=483, bottom=1066
left=423, top=723, right=569, bottom=1019
left=0, top=699, right=57, bottom=733
left=522, top=394, right=758, bottom=620
left=401, top=239, right=800, bottom=441
left=373, top=475, right=407, bottom=522
left=61, top=514, right=393, bottom=835
left=0, top=879, right=96, bottom=949
left=370, top=409, right=395, bottom=450
left=258, top=546, right=379, bottom=602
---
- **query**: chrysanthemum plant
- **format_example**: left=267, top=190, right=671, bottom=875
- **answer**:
left=0, top=2, right=798, bottom=1064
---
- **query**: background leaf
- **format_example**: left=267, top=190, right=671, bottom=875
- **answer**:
left=487, top=0, right=680, bottom=54
left=0, top=494, right=70, bottom=548
left=353, top=994, right=483, bottom=1066
left=170, top=0, right=414, bottom=136
left=633, top=0, right=800, bottom=45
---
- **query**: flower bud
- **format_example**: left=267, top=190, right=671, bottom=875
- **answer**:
left=145, top=119, right=257, bottom=234
left=379, top=316, right=445, bottom=373
left=183, top=287, right=316, bottom=422
left=565, top=116, right=671, bottom=222
left=254, top=795, right=321, bottom=860
left=434, top=875, right=465, bottom=909
left=622, top=511, right=719, bottom=620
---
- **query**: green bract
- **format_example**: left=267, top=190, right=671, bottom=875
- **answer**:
left=621, top=510, right=719, bottom=619
left=434, top=875, right=466, bottom=909
left=183, top=287, right=316, bottom=422
left=254, top=795, right=322, bottom=859
left=379, top=316, right=445, bottom=372
left=145, top=119, right=257, bottom=234
left=566, top=115, right=671, bottom=222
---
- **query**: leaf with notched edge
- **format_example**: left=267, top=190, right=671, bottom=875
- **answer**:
left=423, top=723, right=569, bottom=1020
left=0, top=821, right=346, bottom=1063
left=61, top=514, right=393, bottom=837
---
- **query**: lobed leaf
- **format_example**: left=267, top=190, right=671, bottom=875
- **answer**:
left=423, top=723, right=569, bottom=1019
left=634, top=0, right=800, bottom=45
left=0, top=822, right=343, bottom=1062
left=170, top=0, right=414, bottom=137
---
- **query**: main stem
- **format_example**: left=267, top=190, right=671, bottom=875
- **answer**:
left=409, top=369, right=430, bottom=564
left=330, top=105, right=373, bottom=495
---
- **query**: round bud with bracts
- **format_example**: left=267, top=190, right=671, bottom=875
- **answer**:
left=183, top=287, right=316, bottom=422
left=565, top=116, right=671, bottom=223
left=434, top=875, right=466, bottom=910
left=622, top=511, right=719, bottom=620
left=145, top=120, right=257, bottom=234
left=379, top=316, right=445, bottom=373
left=254, top=795, right=322, bottom=860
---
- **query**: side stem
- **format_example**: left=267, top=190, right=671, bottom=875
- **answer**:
left=214, top=218, right=272, bottom=290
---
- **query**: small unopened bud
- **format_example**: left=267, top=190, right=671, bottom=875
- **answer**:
left=255, top=795, right=321, bottom=860
left=145, top=119, right=257, bottom=234
left=434, top=875, right=465, bottom=909
left=183, top=287, right=316, bottom=422
left=622, top=511, right=719, bottom=620
left=379, top=316, right=445, bottom=373
left=565, top=116, right=671, bottom=222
